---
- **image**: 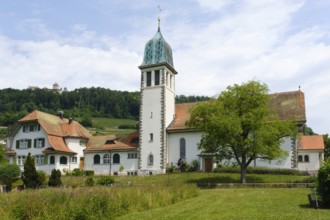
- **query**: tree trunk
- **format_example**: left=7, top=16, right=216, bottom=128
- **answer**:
left=240, top=165, right=247, bottom=183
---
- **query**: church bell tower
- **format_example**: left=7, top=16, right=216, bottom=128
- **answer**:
left=138, top=24, right=177, bottom=174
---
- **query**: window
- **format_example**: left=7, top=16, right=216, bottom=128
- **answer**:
left=71, top=157, right=78, bottom=163
left=150, top=133, right=153, bottom=142
left=155, top=70, right=160, bottom=85
left=23, top=124, right=39, bottom=133
left=17, top=156, right=26, bottom=165
left=298, top=155, right=303, bottom=162
left=49, top=156, right=55, bottom=164
left=103, top=154, right=110, bottom=164
left=128, top=153, right=138, bottom=159
left=146, top=71, right=151, bottom=86
left=79, top=140, right=86, bottom=146
left=18, top=139, right=30, bottom=149
left=131, top=138, right=139, bottom=144
left=180, top=138, right=186, bottom=159
left=113, top=154, right=120, bottom=164
left=148, top=154, right=153, bottom=166
left=60, top=156, right=68, bottom=165
left=105, top=140, right=115, bottom=144
left=34, top=138, right=45, bottom=148
left=94, top=155, right=101, bottom=164
left=304, top=155, right=309, bottom=162
left=35, top=155, right=44, bottom=165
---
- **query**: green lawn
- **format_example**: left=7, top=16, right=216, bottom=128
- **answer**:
left=61, top=172, right=312, bottom=187
left=118, top=188, right=330, bottom=220
left=89, top=117, right=138, bottom=137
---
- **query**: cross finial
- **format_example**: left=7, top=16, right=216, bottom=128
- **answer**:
left=158, top=5, right=161, bottom=29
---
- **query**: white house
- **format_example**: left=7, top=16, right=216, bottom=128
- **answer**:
left=6, top=24, right=325, bottom=174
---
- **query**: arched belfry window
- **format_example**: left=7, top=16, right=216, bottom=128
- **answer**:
left=113, top=154, right=120, bottom=164
left=180, top=138, right=186, bottom=159
left=298, top=155, right=303, bottom=162
left=304, top=155, right=309, bottom=162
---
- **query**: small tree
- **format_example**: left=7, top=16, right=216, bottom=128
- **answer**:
left=317, top=158, right=330, bottom=208
left=0, top=164, right=21, bottom=191
left=21, top=153, right=42, bottom=189
left=48, top=169, right=62, bottom=187
left=323, top=134, right=330, bottom=159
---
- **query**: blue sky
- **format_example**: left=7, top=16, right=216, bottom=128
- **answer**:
left=1, top=0, right=330, bottom=135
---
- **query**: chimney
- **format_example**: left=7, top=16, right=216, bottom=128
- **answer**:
left=69, top=118, right=73, bottom=124
left=57, top=111, right=64, bottom=119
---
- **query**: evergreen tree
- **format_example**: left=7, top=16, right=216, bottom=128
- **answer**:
left=21, top=153, right=42, bottom=189
left=48, top=169, right=62, bottom=187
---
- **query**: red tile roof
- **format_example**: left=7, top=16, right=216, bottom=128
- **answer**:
left=167, top=91, right=306, bottom=132
left=85, top=134, right=138, bottom=152
left=299, top=136, right=324, bottom=150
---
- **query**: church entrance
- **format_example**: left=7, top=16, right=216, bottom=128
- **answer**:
left=204, top=158, right=213, bottom=172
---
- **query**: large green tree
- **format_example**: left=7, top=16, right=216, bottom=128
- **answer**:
left=0, top=164, right=21, bottom=191
left=187, top=81, right=297, bottom=183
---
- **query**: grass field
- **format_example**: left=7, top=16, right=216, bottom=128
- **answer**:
left=89, top=117, right=138, bottom=137
left=61, top=172, right=312, bottom=188
left=118, top=188, right=330, bottom=220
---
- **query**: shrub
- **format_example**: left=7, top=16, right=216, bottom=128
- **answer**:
left=85, top=170, right=94, bottom=176
left=118, top=124, right=137, bottom=129
left=213, top=166, right=305, bottom=175
left=317, top=158, right=330, bottom=208
left=72, top=168, right=83, bottom=176
left=48, top=169, right=62, bottom=187
left=37, top=171, right=47, bottom=187
left=85, top=177, right=95, bottom=187
left=0, top=163, right=21, bottom=191
left=22, top=153, right=42, bottom=189
left=96, top=176, right=114, bottom=186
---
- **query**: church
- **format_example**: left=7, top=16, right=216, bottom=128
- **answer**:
left=6, top=25, right=324, bottom=175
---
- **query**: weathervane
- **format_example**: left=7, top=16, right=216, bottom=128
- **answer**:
left=158, top=5, right=161, bottom=28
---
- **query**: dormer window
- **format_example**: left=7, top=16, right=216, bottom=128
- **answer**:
left=79, top=140, right=86, bottom=146
left=106, top=140, right=116, bottom=144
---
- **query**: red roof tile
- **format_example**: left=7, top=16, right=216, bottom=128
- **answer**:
left=47, top=135, right=76, bottom=153
left=86, top=135, right=137, bottom=152
left=167, top=91, right=306, bottom=132
left=299, top=136, right=324, bottom=150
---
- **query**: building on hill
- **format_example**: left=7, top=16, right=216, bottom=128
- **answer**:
left=6, top=24, right=324, bottom=175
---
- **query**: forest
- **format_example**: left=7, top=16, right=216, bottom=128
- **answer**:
left=0, top=87, right=209, bottom=126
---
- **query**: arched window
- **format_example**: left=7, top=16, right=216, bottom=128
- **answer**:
left=103, top=154, right=110, bottom=164
left=49, top=156, right=55, bottom=164
left=180, top=138, right=186, bottom=159
left=298, top=155, right=303, bottom=162
left=304, top=155, right=309, bottom=162
left=113, top=154, right=120, bottom=164
left=148, top=154, right=153, bottom=165
left=60, top=156, right=67, bottom=165
left=94, top=154, right=100, bottom=164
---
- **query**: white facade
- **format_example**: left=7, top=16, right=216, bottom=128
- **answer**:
left=139, top=66, right=176, bottom=174
left=84, top=151, right=138, bottom=175
left=297, top=150, right=324, bottom=171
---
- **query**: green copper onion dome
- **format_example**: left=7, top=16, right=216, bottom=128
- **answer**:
left=141, top=27, right=174, bottom=68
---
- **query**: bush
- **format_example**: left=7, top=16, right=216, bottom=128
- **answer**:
left=72, top=168, right=83, bottom=176
left=118, top=124, right=137, bottom=129
left=85, top=170, right=94, bottom=176
left=317, top=158, right=330, bottom=208
left=85, top=177, right=95, bottom=187
left=0, top=163, right=21, bottom=191
left=48, top=169, right=62, bottom=187
left=96, top=176, right=114, bottom=186
left=37, top=171, right=47, bottom=187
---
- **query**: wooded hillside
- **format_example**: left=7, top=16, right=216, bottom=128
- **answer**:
left=0, top=88, right=209, bottom=126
